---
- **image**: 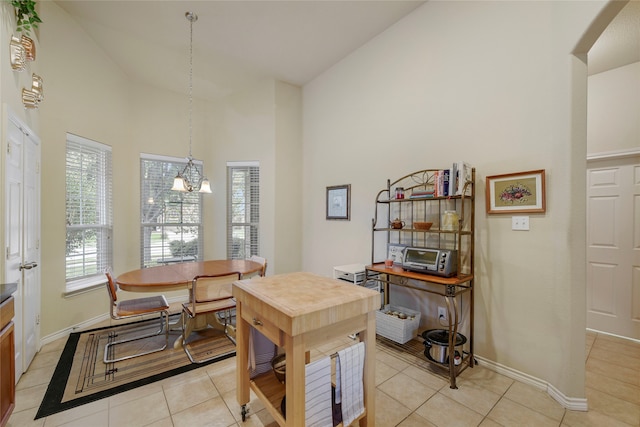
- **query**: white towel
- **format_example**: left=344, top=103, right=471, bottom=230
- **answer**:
left=305, top=357, right=333, bottom=427
left=335, top=342, right=365, bottom=426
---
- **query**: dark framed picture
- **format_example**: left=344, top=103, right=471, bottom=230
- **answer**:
left=486, top=169, right=546, bottom=214
left=326, top=184, right=351, bottom=220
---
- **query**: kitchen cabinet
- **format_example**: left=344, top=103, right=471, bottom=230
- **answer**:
left=233, top=272, right=379, bottom=426
left=1, top=292, right=16, bottom=427
left=366, top=168, right=475, bottom=388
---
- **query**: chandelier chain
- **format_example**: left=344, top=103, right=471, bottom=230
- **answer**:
left=188, top=12, right=194, bottom=159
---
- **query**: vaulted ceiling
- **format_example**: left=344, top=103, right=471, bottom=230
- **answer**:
left=55, top=1, right=639, bottom=101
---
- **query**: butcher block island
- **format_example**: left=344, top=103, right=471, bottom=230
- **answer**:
left=233, top=272, right=379, bottom=426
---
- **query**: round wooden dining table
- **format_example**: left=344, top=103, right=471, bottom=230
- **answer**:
left=115, top=259, right=263, bottom=292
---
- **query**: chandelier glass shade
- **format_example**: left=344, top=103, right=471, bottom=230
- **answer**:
left=172, top=11, right=211, bottom=194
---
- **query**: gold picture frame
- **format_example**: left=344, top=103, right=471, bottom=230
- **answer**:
left=326, top=184, right=350, bottom=220
left=486, top=169, right=546, bottom=214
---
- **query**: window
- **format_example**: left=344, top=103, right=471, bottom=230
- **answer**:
left=227, top=162, right=260, bottom=259
left=140, top=154, right=203, bottom=268
left=65, top=134, right=112, bottom=291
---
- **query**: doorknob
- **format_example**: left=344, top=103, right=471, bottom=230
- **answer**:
left=19, top=262, right=38, bottom=271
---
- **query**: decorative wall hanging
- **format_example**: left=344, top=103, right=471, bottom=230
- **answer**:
left=20, top=34, right=35, bottom=61
left=22, top=88, right=38, bottom=109
left=22, top=73, right=44, bottom=109
left=326, top=184, right=351, bottom=220
left=10, top=35, right=26, bottom=71
left=486, top=169, right=546, bottom=214
left=31, top=73, right=43, bottom=101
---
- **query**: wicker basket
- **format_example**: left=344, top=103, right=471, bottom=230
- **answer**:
left=413, top=221, right=433, bottom=230
left=376, top=305, right=421, bottom=344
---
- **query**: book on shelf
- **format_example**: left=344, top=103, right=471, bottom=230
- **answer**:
left=410, top=190, right=434, bottom=199
left=455, top=161, right=473, bottom=195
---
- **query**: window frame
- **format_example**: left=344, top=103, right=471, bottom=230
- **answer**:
left=227, top=161, right=260, bottom=260
left=65, top=133, right=113, bottom=293
left=140, top=153, right=204, bottom=268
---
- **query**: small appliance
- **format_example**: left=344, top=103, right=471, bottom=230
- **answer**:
left=402, top=247, right=457, bottom=277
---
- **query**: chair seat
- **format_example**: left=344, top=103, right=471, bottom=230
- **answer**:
left=182, top=297, right=235, bottom=317
left=116, top=295, right=169, bottom=317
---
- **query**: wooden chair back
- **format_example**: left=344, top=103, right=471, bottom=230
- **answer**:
left=105, top=270, right=118, bottom=303
left=188, top=272, right=241, bottom=314
left=249, top=255, right=267, bottom=277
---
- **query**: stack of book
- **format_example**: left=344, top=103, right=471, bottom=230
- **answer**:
left=410, top=190, right=435, bottom=199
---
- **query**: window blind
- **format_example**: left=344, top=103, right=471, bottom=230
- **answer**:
left=65, top=134, right=112, bottom=284
left=227, top=163, right=260, bottom=259
left=140, top=155, right=203, bottom=268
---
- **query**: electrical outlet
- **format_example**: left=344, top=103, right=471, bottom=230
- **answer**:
left=512, top=215, right=530, bottom=231
left=438, top=306, right=447, bottom=321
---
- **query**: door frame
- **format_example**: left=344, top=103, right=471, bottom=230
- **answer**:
left=3, top=108, right=42, bottom=380
left=586, top=147, right=640, bottom=340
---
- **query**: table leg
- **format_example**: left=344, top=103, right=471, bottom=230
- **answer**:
left=285, top=333, right=305, bottom=426
left=236, top=301, right=251, bottom=408
left=360, top=311, right=376, bottom=426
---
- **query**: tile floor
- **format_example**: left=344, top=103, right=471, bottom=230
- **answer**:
left=6, top=329, right=640, bottom=427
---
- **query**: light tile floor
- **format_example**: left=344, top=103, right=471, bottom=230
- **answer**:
left=7, top=329, right=640, bottom=426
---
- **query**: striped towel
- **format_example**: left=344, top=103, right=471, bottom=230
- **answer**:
left=305, top=357, right=333, bottom=427
left=248, top=327, right=277, bottom=379
left=335, top=342, right=365, bottom=426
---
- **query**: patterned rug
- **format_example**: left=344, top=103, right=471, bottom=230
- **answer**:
left=35, top=316, right=235, bottom=419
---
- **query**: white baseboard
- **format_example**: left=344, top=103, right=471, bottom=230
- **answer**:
left=39, top=295, right=188, bottom=347
left=586, top=328, right=640, bottom=344
left=475, top=355, right=588, bottom=412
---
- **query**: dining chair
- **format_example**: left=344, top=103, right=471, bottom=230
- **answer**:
left=103, top=270, right=170, bottom=364
left=181, top=272, right=241, bottom=363
left=249, top=255, right=267, bottom=277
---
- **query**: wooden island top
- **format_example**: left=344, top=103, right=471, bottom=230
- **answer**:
left=233, top=271, right=380, bottom=337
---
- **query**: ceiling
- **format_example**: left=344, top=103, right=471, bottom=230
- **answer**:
left=55, top=1, right=639, bottom=101
left=54, top=1, right=425, bottom=101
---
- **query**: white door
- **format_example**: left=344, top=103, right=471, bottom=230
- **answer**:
left=22, top=128, right=41, bottom=367
left=4, top=115, right=41, bottom=380
left=586, top=155, right=640, bottom=339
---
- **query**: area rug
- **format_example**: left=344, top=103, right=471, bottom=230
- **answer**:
left=35, top=316, right=235, bottom=419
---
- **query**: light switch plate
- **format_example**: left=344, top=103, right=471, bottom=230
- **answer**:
left=512, top=216, right=530, bottom=231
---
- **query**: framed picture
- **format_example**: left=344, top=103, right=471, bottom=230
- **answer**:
left=387, top=243, right=406, bottom=265
left=486, top=169, right=546, bottom=214
left=326, top=184, right=351, bottom=220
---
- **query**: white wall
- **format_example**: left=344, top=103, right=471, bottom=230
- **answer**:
left=208, top=79, right=302, bottom=275
left=37, top=2, right=132, bottom=335
left=302, top=0, right=609, bottom=398
left=588, top=61, right=640, bottom=155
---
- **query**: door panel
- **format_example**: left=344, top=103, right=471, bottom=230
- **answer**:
left=4, top=115, right=41, bottom=381
left=587, top=156, right=640, bottom=339
left=22, top=131, right=40, bottom=366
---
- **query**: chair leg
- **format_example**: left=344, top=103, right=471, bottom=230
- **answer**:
left=104, top=311, right=169, bottom=364
left=182, top=310, right=235, bottom=364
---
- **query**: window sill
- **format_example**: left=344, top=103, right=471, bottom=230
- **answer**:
left=64, top=276, right=106, bottom=298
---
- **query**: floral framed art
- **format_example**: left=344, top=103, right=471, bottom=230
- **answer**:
left=486, top=170, right=546, bottom=214
left=326, top=184, right=351, bottom=220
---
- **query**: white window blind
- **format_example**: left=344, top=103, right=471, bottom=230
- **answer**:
left=140, top=154, right=203, bottom=268
left=65, top=134, right=113, bottom=289
left=227, top=162, right=260, bottom=259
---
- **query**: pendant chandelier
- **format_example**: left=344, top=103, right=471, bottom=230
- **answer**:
left=172, top=11, right=212, bottom=193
